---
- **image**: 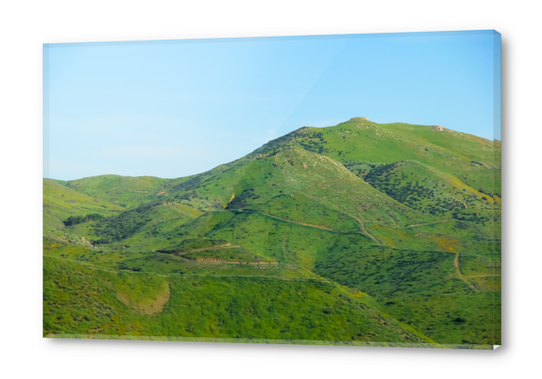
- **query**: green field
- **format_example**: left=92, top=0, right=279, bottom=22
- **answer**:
left=43, top=118, right=501, bottom=348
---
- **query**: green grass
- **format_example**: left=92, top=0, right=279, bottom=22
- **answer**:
left=43, top=179, right=124, bottom=239
left=61, top=175, right=171, bottom=208
left=44, top=256, right=429, bottom=343
left=314, top=240, right=500, bottom=345
left=254, top=118, right=500, bottom=196
left=43, top=118, right=500, bottom=348
left=92, top=201, right=201, bottom=243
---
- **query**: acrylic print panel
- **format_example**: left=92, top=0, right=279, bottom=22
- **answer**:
left=43, top=30, right=501, bottom=349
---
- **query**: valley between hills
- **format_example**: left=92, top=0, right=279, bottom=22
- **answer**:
left=43, top=117, right=501, bottom=348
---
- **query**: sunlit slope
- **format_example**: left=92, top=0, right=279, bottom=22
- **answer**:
left=94, top=208, right=367, bottom=271
left=254, top=117, right=500, bottom=196
left=61, top=175, right=176, bottom=208
left=61, top=162, right=239, bottom=211
left=166, top=146, right=432, bottom=228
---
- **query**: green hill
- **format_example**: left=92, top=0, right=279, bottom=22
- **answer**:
left=255, top=117, right=500, bottom=196
left=43, top=118, right=500, bottom=348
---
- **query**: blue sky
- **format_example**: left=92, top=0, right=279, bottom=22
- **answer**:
left=44, top=30, right=500, bottom=180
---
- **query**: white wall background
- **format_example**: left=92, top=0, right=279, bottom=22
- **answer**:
left=1, top=1, right=539, bottom=378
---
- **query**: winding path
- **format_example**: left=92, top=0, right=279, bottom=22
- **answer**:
left=176, top=244, right=240, bottom=255
left=453, top=252, right=479, bottom=292
left=404, top=219, right=450, bottom=228
left=353, top=216, right=381, bottom=245
left=233, top=209, right=383, bottom=245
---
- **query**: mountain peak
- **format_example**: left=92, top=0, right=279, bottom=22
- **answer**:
left=348, top=116, right=369, bottom=122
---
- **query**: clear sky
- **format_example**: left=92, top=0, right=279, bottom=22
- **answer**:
left=44, top=30, right=501, bottom=180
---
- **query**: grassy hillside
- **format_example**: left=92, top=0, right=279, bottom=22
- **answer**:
left=44, top=256, right=429, bottom=345
left=255, top=117, right=500, bottom=196
left=43, top=179, right=124, bottom=240
left=44, top=118, right=500, bottom=348
left=314, top=241, right=500, bottom=345
left=61, top=175, right=175, bottom=208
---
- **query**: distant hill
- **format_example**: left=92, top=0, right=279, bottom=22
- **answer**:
left=43, top=118, right=500, bottom=348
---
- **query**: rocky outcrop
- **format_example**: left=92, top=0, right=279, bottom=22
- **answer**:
left=433, top=125, right=444, bottom=131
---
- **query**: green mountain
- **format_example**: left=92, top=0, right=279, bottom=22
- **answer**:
left=43, top=118, right=501, bottom=348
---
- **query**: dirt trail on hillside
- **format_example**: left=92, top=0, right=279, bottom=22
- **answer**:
left=46, top=255, right=327, bottom=284
left=253, top=193, right=382, bottom=245
left=193, top=258, right=279, bottom=265
left=238, top=209, right=383, bottom=245
left=353, top=216, right=381, bottom=245
left=244, top=210, right=337, bottom=232
left=46, top=255, right=119, bottom=274
left=468, top=274, right=501, bottom=278
left=177, top=244, right=240, bottom=255
left=404, top=219, right=450, bottom=228
left=454, top=253, right=479, bottom=292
